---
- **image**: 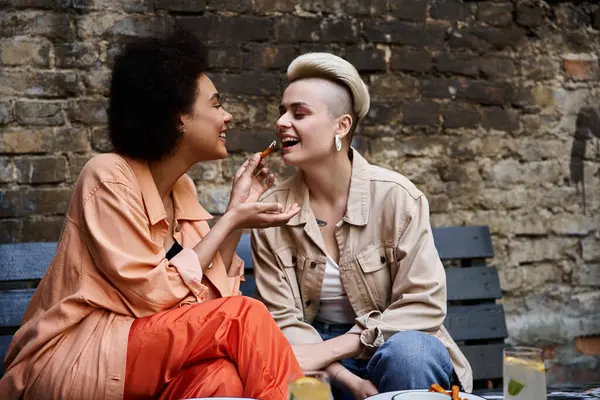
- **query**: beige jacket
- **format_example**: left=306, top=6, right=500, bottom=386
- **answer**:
left=0, top=153, right=244, bottom=400
left=251, top=149, right=473, bottom=392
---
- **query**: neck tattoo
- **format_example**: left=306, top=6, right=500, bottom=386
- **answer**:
left=316, top=218, right=328, bottom=228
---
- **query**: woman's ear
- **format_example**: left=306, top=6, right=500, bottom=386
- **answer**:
left=336, top=114, right=353, bottom=140
left=179, top=114, right=191, bottom=134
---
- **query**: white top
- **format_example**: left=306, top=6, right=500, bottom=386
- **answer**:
left=316, top=255, right=356, bottom=324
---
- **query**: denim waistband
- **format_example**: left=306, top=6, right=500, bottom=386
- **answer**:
left=312, top=320, right=355, bottom=336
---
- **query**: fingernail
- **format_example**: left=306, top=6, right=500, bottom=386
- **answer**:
left=277, top=203, right=283, bottom=212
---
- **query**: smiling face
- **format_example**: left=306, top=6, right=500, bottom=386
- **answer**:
left=179, top=74, right=233, bottom=161
left=276, top=78, right=354, bottom=168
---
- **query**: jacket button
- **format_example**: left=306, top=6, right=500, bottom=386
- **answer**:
left=310, top=261, right=317, bottom=269
left=175, top=224, right=181, bottom=232
left=305, top=299, right=312, bottom=307
left=380, top=256, right=386, bottom=264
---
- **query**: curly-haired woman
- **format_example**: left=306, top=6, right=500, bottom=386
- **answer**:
left=0, top=30, right=302, bottom=400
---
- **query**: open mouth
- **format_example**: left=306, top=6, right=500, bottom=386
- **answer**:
left=281, top=137, right=300, bottom=148
left=219, top=131, right=226, bottom=139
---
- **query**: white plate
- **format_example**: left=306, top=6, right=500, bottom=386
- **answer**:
left=367, top=390, right=489, bottom=400
left=392, top=393, right=455, bottom=399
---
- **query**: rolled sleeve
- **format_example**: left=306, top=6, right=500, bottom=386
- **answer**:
left=169, top=248, right=209, bottom=302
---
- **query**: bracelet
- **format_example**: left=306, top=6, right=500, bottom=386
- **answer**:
left=332, top=367, right=345, bottom=383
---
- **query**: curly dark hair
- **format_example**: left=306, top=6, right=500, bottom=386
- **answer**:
left=108, top=29, right=209, bottom=161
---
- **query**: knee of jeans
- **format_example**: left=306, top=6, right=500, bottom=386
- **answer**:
left=375, top=331, right=452, bottom=372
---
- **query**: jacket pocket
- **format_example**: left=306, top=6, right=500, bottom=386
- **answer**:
left=357, top=245, right=390, bottom=273
left=356, top=246, right=393, bottom=308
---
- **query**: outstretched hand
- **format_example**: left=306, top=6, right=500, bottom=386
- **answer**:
left=230, top=201, right=300, bottom=230
left=228, top=153, right=275, bottom=210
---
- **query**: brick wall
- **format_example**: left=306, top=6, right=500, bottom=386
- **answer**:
left=1, top=0, right=599, bottom=383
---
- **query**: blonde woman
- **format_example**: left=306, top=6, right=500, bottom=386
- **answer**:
left=251, top=53, right=473, bottom=399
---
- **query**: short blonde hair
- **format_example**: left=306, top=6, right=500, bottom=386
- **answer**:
left=287, top=52, right=370, bottom=123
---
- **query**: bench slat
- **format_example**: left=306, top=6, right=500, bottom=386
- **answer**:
left=432, top=226, right=494, bottom=260
left=0, top=226, right=495, bottom=280
left=460, top=343, right=506, bottom=381
left=240, top=274, right=256, bottom=297
left=0, top=242, right=57, bottom=282
left=0, top=335, right=13, bottom=375
left=237, top=233, right=253, bottom=270
left=0, top=289, right=35, bottom=328
left=445, top=304, right=508, bottom=342
left=446, top=267, right=502, bottom=301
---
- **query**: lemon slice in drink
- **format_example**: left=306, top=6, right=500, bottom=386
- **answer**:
left=504, top=356, right=546, bottom=372
left=289, top=376, right=331, bottom=400
left=508, top=379, right=526, bottom=396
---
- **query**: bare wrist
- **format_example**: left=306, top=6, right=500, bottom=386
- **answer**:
left=221, top=209, right=239, bottom=232
left=225, top=198, right=240, bottom=213
left=335, top=368, right=359, bottom=389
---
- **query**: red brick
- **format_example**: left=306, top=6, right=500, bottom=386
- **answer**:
left=542, top=346, right=557, bottom=361
left=562, top=54, right=600, bottom=81
left=576, top=336, right=600, bottom=355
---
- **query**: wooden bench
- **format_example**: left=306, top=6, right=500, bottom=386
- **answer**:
left=0, top=226, right=506, bottom=389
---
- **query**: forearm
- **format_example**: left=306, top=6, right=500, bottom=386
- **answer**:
left=192, top=212, right=236, bottom=271
left=324, top=333, right=362, bottom=364
left=218, top=228, right=242, bottom=269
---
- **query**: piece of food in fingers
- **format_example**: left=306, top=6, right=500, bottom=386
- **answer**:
left=260, top=140, right=277, bottom=159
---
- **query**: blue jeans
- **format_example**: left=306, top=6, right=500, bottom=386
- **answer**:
left=312, top=321, right=453, bottom=399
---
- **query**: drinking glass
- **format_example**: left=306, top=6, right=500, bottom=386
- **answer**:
left=288, top=371, right=332, bottom=400
left=504, top=346, right=547, bottom=400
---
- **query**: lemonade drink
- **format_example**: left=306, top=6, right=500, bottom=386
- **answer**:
left=288, top=375, right=332, bottom=400
left=504, top=347, right=547, bottom=400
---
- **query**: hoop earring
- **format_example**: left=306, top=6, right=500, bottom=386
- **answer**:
left=335, top=135, right=342, bottom=152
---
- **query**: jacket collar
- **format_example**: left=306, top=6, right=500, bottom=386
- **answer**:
left=285, top=148, right=371, bottom=227
left=125, top=157, right=213, bottom=226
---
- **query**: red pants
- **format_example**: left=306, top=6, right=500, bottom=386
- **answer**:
left=124, top=296, right=302, bottom=400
